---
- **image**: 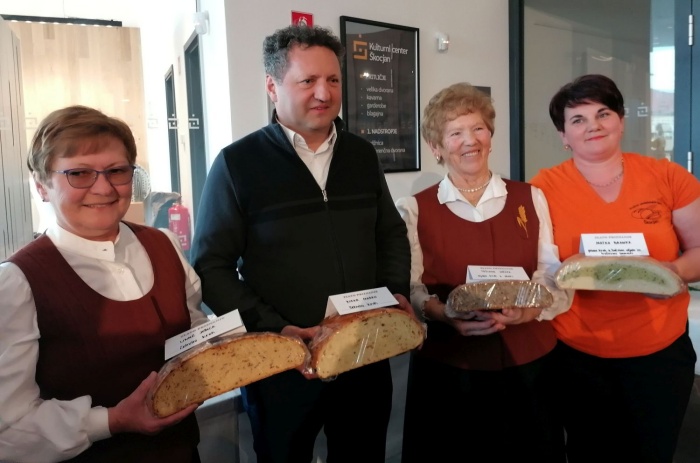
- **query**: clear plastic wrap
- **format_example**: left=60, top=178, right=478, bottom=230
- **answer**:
left=444, top=281, right=554, bottom=318
left=555, top=254, right=685, bottom=296
left=306, top=308, right=426, bottom=380
left=148, top=331, right=310, bottom=417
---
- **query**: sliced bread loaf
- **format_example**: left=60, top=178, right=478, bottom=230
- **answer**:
left=150, top=332, right=309, bottom=417
left=555, top=255, right=684, bottom=296
left=309, top=309, right=425, bottom=380
left=446, top=281, right=554, bottom=315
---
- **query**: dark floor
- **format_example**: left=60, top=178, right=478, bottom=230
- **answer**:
left=235, top=353, right=409, bottom=463
left=228, top=362, right=700, bottom=463
left=675, top=376, right=700, bottom=463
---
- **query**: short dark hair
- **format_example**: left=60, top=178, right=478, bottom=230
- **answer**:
left=263, top=25, right=345, bottom=82
left=549, top=74, right=625, bottom=132
left=28, top=105, right=137, bottom=183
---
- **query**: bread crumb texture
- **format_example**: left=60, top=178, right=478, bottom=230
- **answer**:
left=555, top=256, right=683, bottom=296
left=151, top=332, right=308, bottom=417
left=310, top=309, right=425, bottom=379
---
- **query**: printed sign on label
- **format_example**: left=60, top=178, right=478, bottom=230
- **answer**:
left=325, top=287, right=398, bottom=317
left=466, top=265, right=530, bottom=283
left=164, top=310, right=246, bottom=360
left=580, top=233, right=649, bottom=257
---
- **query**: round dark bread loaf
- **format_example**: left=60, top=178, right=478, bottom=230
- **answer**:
left=446, top=281, right=554, bottom=314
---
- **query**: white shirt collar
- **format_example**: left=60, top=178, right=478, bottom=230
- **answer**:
left=437, top=172, right=508, bottom=205
left=45, top=222, right=130, bottom=261
left=279, top=122, right=337, bottom=152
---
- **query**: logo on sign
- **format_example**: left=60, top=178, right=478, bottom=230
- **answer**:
left=353, top=40, right=368, bottom=60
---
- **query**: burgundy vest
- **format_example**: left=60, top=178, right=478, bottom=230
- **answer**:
left=8, top=222, right=199, bottom=462
left=414, top=180, right=556, bottom=370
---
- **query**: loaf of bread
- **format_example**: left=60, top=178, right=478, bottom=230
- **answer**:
left=309, top=308, right=425, bottom=380
left=445, top=281, right=554, bottom=315
left=150, top=332, right=309, bottom=417
left=555, top=255, right=684, bottom=296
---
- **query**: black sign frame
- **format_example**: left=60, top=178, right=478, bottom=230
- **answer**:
left=340, top=16, right=420, bottom=173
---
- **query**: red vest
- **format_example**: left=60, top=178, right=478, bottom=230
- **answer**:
left=414, top=180, right=556, bottom=370
left=8, top=222, right=199, bottom=462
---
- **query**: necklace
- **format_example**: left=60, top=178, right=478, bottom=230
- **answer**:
left=455, top=171, right=493, bottom=193
left=583, top=159, right=625, bottom=188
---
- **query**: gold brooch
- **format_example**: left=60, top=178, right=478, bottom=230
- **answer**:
left=517, top=205, right=528, bottom=237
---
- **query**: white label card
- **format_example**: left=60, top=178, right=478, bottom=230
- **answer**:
left=164, top=309, right=246, bottom=360
left=325, top=287, right=398, bottom=317
left=466, top=265, right=530, bottom=282
left=580, top=233, right=649, bottom=257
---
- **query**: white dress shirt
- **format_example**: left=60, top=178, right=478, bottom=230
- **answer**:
left=0, top=222, right=208, bottom=463
left=280, top=123, right=337, bottom=189
left=395, top=173, right=572, bottom=320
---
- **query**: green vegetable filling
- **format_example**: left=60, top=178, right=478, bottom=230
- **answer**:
left=561, top=264, right=667, bottom=285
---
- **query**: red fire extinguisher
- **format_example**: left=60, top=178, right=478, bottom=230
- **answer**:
left=168, top=201, right=191, bottom=251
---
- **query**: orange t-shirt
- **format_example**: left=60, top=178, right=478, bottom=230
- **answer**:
left=531, top=153, right=700, bottom=357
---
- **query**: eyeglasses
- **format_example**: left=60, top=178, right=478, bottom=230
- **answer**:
left=52, top=165, right=136, bottom=189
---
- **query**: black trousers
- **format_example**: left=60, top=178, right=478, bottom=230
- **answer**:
left=401, top=353, right=566, bottom=463
left=548, top=331, right=696, bottom=463
left=242, top=359, right=392, bottom=463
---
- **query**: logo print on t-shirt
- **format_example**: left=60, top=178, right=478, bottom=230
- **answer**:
left=630, top=201, right=662, bottom=224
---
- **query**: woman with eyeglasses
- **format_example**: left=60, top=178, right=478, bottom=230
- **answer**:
left=0, top=105, right=208, bottom=462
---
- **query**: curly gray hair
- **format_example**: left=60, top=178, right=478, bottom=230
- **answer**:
left=263, top=25, right=345, bottom=82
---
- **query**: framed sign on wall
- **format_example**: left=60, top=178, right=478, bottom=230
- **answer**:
left=340, top=16, right=420, bottom=173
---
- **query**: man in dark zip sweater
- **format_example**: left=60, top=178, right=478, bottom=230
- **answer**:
left=191, top=24, right=412, bottom=463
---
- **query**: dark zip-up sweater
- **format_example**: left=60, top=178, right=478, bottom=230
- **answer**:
left=192, top=117, right=410, bottom=332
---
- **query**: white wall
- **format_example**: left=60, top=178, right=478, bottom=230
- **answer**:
left=220, top=0, right=511, bottom=201
left=137, top=1, right=197, bottom=211
left=0, top=0, right=511, bottom=216
left=199, top=0, right=233, bottom=169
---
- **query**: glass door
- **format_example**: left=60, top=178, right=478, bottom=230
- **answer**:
left=165, top=66, right=181, bottom=193
left=510, top=3, right=698, bottom=462
left=184, top=35, right=206, bottom=220
left=511, top=0, right=681, bottom=181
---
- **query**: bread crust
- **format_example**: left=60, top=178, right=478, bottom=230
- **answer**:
left=309, top=308, right=425, bottom=379
left=446, top=281, right=554, bottom=314
left=150, top=332, right=309, bottom=417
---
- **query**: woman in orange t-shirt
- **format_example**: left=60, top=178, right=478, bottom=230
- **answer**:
left=531, top=74, right=700, bottom=463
